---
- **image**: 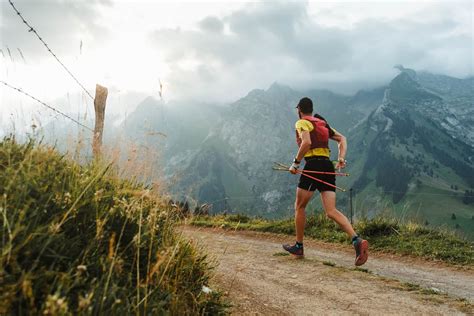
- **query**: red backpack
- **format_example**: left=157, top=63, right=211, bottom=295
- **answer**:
left=295, top=116, right=329, bottom=149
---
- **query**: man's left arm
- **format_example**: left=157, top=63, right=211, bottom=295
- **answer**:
left=330, top=129, right=347, bottom=169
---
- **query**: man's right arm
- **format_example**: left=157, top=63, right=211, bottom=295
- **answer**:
left=296, top=130, right=311, bottom=162
left=290, top=130, right=311, bottom=174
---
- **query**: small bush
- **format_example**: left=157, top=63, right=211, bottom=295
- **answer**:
left=226, top=213, right=251, bottom=223
left=356, top=216, right=400, bottom=237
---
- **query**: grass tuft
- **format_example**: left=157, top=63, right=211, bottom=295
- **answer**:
left=402, top=282, right=422, bottom=292
left=353, top=267, right=371, bottom=274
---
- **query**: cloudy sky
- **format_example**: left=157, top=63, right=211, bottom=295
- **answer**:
left=0, top=0, right=472, bottom=133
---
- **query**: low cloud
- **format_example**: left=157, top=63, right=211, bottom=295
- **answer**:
left=150, top=1, right=473, bottom=101
left=0, top=0, right=111, bottom=62
left=199, top=16, right=224, bottom=33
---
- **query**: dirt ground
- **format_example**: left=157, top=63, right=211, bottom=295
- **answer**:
left=181, top=226, right=474, bottom=315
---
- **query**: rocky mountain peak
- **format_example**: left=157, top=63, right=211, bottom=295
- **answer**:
left=244, top=88, right=266, bottom=100
left=387, top=70, right=441, bottom=108
left=394, top=64, right=417, bottom=80
left=389, top=71, right=420, bottom=90
left=267, top=81, right=293, bottom=93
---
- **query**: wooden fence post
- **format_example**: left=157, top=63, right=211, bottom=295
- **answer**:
left=92, top=84, right=108, bottom=158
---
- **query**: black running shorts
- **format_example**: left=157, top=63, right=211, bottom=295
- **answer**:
left=297, top=156, right=336, bottom=192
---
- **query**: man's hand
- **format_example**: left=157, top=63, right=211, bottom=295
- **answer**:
left=335, top=157, right=346, bottom=170
left=289, top=161, right=300, bottom=174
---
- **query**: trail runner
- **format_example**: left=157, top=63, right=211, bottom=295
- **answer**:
left=282, top=97, right=369, bottom=266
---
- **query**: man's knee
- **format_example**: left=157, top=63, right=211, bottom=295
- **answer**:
left=325, top=208, right=338, bottom=219
left=295, top=189, right=313, bottom=213
left=295, top=204, right=305, bottom=213
left=295, top=201, right=307, bottom=213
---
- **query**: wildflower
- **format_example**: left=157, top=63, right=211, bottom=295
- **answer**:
left=63, top=192, right=72, bottom=204
left=202, top=285, right=212, bottom=294
left=430, top=287, right=441, bottom=294
left=78, top=292, right=93, bottom=311
left=94, top=189, right=104, bottom=202
left=133, top=234, right=140, bottom=246
left=43, top=294, right=69, bottom=315
left=49, top=222, right=61, bottom=234
left=108, top=232, right=116, bottom=259
left=21, top=278, right=34, bottom=304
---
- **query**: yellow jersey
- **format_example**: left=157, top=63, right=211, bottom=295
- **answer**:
left=295, top=119, right=336, bottom=158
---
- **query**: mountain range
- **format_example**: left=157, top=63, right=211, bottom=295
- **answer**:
left=119, top=67, right=474, bottom=239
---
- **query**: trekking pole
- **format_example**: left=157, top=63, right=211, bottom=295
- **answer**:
left=272, top=162, right=347, bottom=191
left=299, top=169, right=349, bottom=176
left=295, top=170, right=346, bottom=192
left=272, top=162, right=350, bottom=176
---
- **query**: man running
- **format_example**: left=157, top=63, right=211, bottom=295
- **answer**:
left=283, top=97, right=369, bottom=266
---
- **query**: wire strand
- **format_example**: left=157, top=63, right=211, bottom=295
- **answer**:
left=1, top=80, right=94, bottom=132
left=8, top=0, right=95, bottom=101
left=380, top=190, right=469, bottom=197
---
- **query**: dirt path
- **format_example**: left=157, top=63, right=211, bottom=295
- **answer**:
left=182, top=226, right=474, bottom=315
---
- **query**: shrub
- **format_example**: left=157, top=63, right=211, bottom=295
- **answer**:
left=356, top=216, right=400, bottom=237
left=226, top=213, right=251, bottom=223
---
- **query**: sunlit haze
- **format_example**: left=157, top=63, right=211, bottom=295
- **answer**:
left=1, top=0, right=472, bottom=134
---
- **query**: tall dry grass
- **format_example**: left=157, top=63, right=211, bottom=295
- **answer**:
left=0, top=136, right=227, bottom=315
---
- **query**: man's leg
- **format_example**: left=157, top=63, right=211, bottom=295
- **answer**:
left=320, top=191, right=369, bottom=266
left=320, top=191, right=356, bottom=237
left=295, top=188, right=315, bottom=242
left=283, top=187, right=315, bottom=257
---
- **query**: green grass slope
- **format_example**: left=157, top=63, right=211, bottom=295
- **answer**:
left=190, top=213, right=474, bottom=266
left=0, top=138, right=227, bottom=315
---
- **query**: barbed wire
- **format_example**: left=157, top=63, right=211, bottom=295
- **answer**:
left=1, top=80, right=94, bottom=132
left=378, top=189, right=470, bottom=197
left=206, top=195, right=262, bottom=205
left=203, top=188, right=471, bottom=208
left=8, top=0, right=95, bottom=101
left=186, top=186, right=472, bottom=207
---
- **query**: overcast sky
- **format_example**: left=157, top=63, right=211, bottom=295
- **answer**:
left=0, top=0, right=472, bottom=133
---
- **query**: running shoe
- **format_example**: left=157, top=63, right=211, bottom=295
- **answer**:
left=282, top=243, right=304, bottom=258
left=353, top=238, right=369, bottom=266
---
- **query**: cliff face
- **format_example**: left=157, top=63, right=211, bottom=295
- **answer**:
left=347, top=69, right=473, bottom=236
